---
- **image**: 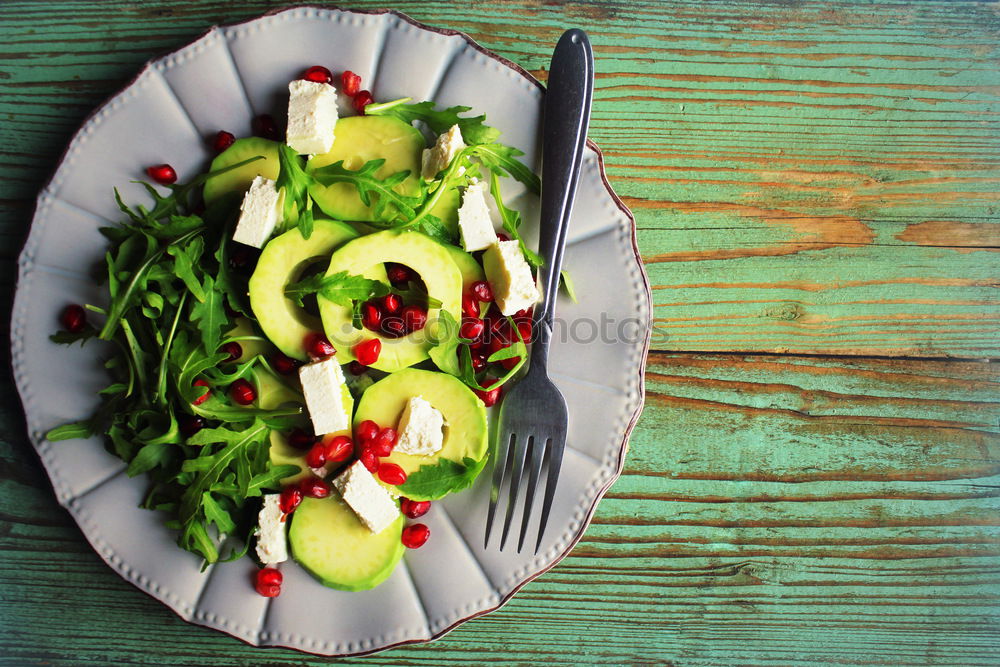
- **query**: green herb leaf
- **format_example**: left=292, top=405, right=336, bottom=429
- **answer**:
left=472, top=143, right=540, bottom=193
left=188, top=275, right=228, bottom=353
left=560, top=269, right=578, bottom=303
left=365, top=99, right=501, bottom=145
left=311, top=159, right=420, bottom=223
left=396, top=456, right=487, bottom=498
left=45, top=421, right=93, bottom=441
left=202, top=491, right=237, bottom=534
left=284, top=270, right=390, bottom=308
left=126, top=442, right=171, bottom=477
left=489, top=171, right=543, bottom=267
left=427, top=309, right=463, bottom=376
left=276, top=144, right=311, bottom=226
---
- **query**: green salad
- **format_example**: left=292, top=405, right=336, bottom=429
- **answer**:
left=47, top=64, right=565, bottom=596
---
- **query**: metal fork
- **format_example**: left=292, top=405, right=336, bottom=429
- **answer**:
left=484, top=28, right=594, bottom=553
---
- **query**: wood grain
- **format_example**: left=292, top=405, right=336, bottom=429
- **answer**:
left=0, top=1, right=998, bottom=665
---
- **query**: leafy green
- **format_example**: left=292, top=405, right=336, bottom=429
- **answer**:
left=284, top=270, right=390, bottom=308
left=365, top=98, right=501, bottom=145
left=471, top=143, right=540, bottom=193
left=311, top=159, right=420, bottom=223
left=560, top=270, right=578, bottom=303
left=396, top=456, right=486, bottom=498
left=276, top=144, right=311, bottom=232
left=427, top=309, right=463, bottom=376
left=489, top=171, right=543, bottom=267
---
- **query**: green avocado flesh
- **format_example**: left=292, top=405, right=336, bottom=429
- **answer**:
left=290, top=494, right=404, bottom=591
left=248, top=219, right=359, bottom=360
left=307, top=116, right=424, bottom=222
left=353, top=368, right=488, bottom=501
left=318, top=230, right=463, bottom=372
left=202, top=137, right=281, bottom=205
left=445, top=245, right=489, bottom=316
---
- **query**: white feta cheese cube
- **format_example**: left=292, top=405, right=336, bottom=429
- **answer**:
left=483, top=240, right=541, bottom=316
left=333, top=461, right=400, bottom=534
left=254, top=494, right=288, bottom=565
left=298, top=356, right=350, bottom=436
left=232, top=176, right=284, bottom=248
left=395, top=396, right=445, bottom=457
left=421, top=124, right=466, bottom=180
left=286, top=79, right=339, bottom=155
left=457, top=180, right=498, bottom=252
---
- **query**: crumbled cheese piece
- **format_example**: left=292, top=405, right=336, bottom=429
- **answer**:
left=232, top=176, right=284, bottom=248
left=254, top=494, right=288, bottom=565
left=421, top=124, right=466, bottom=180
left=484, top=240, right=541, bottom=315
left=298, top=356, right=350, bottom=435
left=333, top=461, right=399, bottom=534
left=396, top=396, right=445, bottom=457
left=457, top=180, right=498, bottom=252
left=286, top=79, right=339, bottom=155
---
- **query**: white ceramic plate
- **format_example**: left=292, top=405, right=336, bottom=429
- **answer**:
left=11, top=7, right=650, bottom=656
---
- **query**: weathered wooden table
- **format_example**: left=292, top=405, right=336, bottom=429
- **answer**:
left=2, top=1, right=997, bottom=665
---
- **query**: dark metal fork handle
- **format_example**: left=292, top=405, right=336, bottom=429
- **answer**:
left=532, top=29, right=594, bottom=365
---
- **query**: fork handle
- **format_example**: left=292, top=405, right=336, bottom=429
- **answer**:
left=531, top=28, right=594, bottom=367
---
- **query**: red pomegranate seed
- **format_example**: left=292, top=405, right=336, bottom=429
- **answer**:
left=371, top=428, right=397, bottom=457
left=220, top=341, right=242, bottom=362
left=353, top=89, right=373, bottom=114
left=279, top=486, right=303, bottom=514
left=323, top=435, right=354, bottom=463
left=378, top=463, right=407, bottom=486
left=471, top=354, right=487, bottom=372
left=354, top=338, right=381, bottom=366
left=341, top=70, right=361, bottom=96
left=360, top=447, right=379, bottom=473
left=146, top=164, right=177, bottom=185
left=287, top=428, right=316, bottom=451
left=356, top=420, right=379, bottom=444
left=228, top=244, right=255, bottom=271
left=271, top=351, right=299, bottom=375
left=516, top=320, right=533, bottom=342
left=500, top=355, right=521, bottom=371
left=361, top=301, right=383, bottom=330
left=400, top=498, right=431, bottom=519
left=302, top=65, right=333, bottom=84
left=474, top=378, right=501, bottom=407
left=349, top=360, right=368, bottom=375
left=497, top=232, right=511, bottom=242
left=305, top=442, right=327, bottom=469
left=462, top=292, right=479, bottom=319
left=401, top=305, right=427, bottom=332
left=386, top=263, right=412, bottom=285
left=300, top=475, right=331, bottom=499
left=471, top=280, right=494, bottom=302
left=514, top=307, right=533, bottom=322
left=401, top=523, right=430, bottom=549
left=60, top=304, right=86, bottom=333
left=252, top=114, right=279, bottom=140
left=178, top=414, right=205, bottom=438
left=212, top=130, right=235, bottom=152
left=230, top=378, right=256, bottom=405
left=255, top=567, right=282, bottom=597
left=460, top=318, right=485, bottom=341
left=381, top=317, right=407, bottom=338
left=382, top=293, right=402, bottom=315
left=304, top=332, right=335, bottom=360
left=192, top=379, right=211, bottom=406
left=489, top=334, right=512, bottom=355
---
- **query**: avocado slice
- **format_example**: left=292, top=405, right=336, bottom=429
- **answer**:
left=353, top=368, right=488, bottom=501
left=248, top=219, right=359, bottom=361
left=203, top=137, right=282, bottom=205
left=290, top=494, right=404, bottom=591
left=307, top=116, right=425, bottom=222
left=318, top=230, right=463, bottom=372
left=445, top=244, right=490, bottom=316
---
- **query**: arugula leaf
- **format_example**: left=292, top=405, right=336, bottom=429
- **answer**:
left=489, top=171, right=543, bottom=267
left=188, top=275, right=229, bottom=354
left=396, top=456, right=487, bottom=498
left=365, top=98, right=501, bottom=145
left=311, top=159, right=420, bottom=223
left=427, top=309, right=463, bottom=377
left=276, top=144, right=310, bottom=228
left=392, top=280, right=443, bottom=310
left=472, top=143, right=540, bottom=193
left=284, top=270, right=390, bottom=308
left=202, top=492, right=237, bottom=534
left=167, top=237, right=206, bottom=301
left=560, top=270, right=578, bottom=303
left=126, top=442, right=171, bottom=477
left=45, top=421, right=93, bottom=441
